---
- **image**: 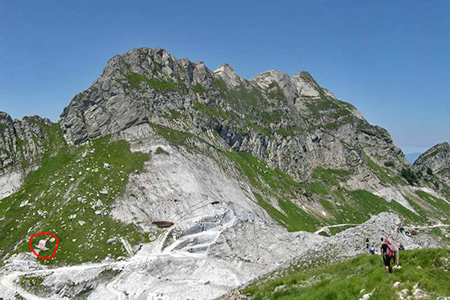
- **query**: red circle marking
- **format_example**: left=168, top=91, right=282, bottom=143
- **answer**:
left=29, top=232, right=59, bottom=259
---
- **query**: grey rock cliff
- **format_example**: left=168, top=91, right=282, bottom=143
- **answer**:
left=0, top=112, right=65, bottom=198
left=0, top=112, right=56, bottom=172
left=413, top=142, right=450, bottom=187
left=60, top=47, right=215, bottom=145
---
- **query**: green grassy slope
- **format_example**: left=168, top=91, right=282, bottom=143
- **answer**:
left=223, top=149, right=445, bottom=233
left=224, top=151, right=322, bottom=232
left=0, top=136, right=150, bottom=265
left=244, top=249, right=450, bottom=300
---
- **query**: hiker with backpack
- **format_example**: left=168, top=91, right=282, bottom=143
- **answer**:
left=380, top=237, right=395, bottom=274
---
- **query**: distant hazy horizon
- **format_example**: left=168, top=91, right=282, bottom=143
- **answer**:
left=1, top=0, right=448, bottom=156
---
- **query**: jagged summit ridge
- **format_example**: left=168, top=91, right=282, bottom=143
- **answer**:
left=0, top=111, right=52, bottom=125
left=251, top=69, right=322, bottom=99
left=58, top=47, right=409, bottom=185
left=91, top=47, right=215, bottom=89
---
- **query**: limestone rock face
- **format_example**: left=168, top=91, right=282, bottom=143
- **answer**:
left=59, top=47, right=409, bottom=189
left=214, top=64, right=243, bottom=88
left=413, top=142, right=450, bottom=186
left=0, top=112, right=64, bottom=198
left=414, top=142, right=449, bottom=174
left=0, top=113, right=51, bottom=171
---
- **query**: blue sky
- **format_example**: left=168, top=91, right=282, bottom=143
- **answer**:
left=0, top=0, right=449, bottom=154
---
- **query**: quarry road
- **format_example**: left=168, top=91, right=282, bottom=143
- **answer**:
left=314, top=223, right=450, bottom=235
left=105, top=275, right=126, bottom=300
left=410, top=224, right=450, bottom=229
left=314, top=223, right=358, bottom=235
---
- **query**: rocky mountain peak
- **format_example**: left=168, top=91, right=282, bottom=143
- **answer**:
left=91, top=47, right=215, bottom=88
left=293, top=71, right=321, bottom=97
left=251, top=69, right=325, bottom=100
left=214, top=63, right=242, bottom=87
left=430, top=142, right=449, bottom=150
left=60, top=47, right=219, bottom=145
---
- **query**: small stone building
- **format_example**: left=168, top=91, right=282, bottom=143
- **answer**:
left=36, top=239, right=49, bottom=250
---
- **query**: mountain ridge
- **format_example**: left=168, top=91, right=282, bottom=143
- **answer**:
left=57, top=47, right=409, bottom=186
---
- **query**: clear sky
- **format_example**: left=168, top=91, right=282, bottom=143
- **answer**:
left=1, top=0, right=449, bottom=154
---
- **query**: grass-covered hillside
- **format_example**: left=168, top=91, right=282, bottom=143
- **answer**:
left=222, top=148, right=450, bottom=233
left=0, top=133, right=150, bottom=266
left=244, top=249, right=450, bottom=300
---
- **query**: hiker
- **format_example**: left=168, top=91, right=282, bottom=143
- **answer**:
left=380, top=237, right=395, bottom=274
left=365, top=238, right=370, bottom=252
left=393, top=241, right=398, bottom=265
left=369, top=244, right=376, bottom=255
left=393, top=242, right=403, bottom=269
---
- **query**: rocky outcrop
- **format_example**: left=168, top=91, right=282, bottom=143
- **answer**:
left=413, top=142, right=449, bottom=174
left=0, top=113, right=49, bottom=170
left=413, top=142, right=450, bottom=187
left=217, top=213, right=444, bottom=300
left=0, top=112, right=65, bottom=199
left=214, top=64, right=243, bottom=88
